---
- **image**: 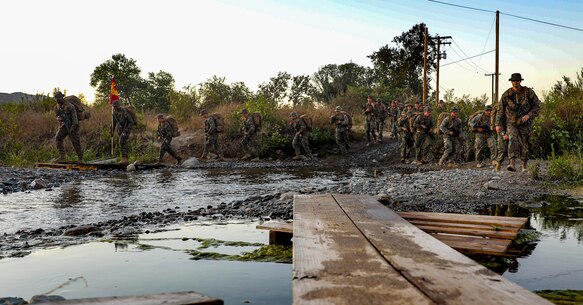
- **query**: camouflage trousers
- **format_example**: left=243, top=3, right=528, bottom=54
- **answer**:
left=160, top=139, right=179, bottom=161
left=507, top=124, right=531, bottom=162
left=365, top=119, right=377, bottom=143
left=440, top=135, right=462, bottom=163
left=241, top=132, right=257, bottom=157
left=414, top=132, right=432, bottom=161
left=399, top=131, right=413, bottom=160
left=496, top=133, right=509, bottom=163
left=375, top=120, right=386, bottom=141
left=335, top=128, right=349, bottom=154
left=56, top=123, right=83, bottom=159
left=474, top=132, right=496, bottom=162
left=203, top=133, right=223, bottom=157
left=387, top=117, right=397, bottom=137
left=117, top=129, right=131, bottom=158
left=292, top=132, right=311, bottom=156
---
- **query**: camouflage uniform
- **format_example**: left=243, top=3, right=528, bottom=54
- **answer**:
left=414, top=114, right=434, bottom=162
left=496, top=86, right=541, bottom=165
left=55, top=101, right=83, bottom=160
left=202, top=115, right=223, bottom=159
left=291, top=116, right=311, bottom=158
left=439, top=115, right=463, bottom=165
left=374, top=102, right=388, bottom=142
left=397, top=111, right=413, bottom=162
left=363, top=102, right=377, bottom=144
left=388, top=104, right=400, bottom=138
left=157, top=120, right=181, bottom=163
left=330, top=111, right=350, bottom=154
left=113, top=107, right=136, bottom=160
left=470, top=112, right=496, bottom=163
left=241, top=114, right=257, bottom=158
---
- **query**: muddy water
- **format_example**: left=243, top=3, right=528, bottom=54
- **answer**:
left=497, top=195, right=583, bottom=291
left=0, top=167, right=349, bottom=234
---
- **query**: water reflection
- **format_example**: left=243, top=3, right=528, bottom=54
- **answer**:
left=53, top=181, right=84, bottom=207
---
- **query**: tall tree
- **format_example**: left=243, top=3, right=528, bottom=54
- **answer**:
left=90, top=53, right=145, bottom=106
left=199, top=76, right=231, bottom=109
left=289, top=75, right=314, bottom=107
left=368, top=23, right=436, bottom=97
left=258, top=71, right=291, bottom=104
left=311, top=63, right=372, bottom=103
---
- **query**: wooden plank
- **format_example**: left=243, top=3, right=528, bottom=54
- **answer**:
left=432, top=234, right=512, bottom=255
left=333, top=194, right=552, bottom=305
left=293, top=194, right=433, bottom=305
left=398, top=211, right=527, bottom=228
left=406, top=219, right=520, bottom=233
left=256, top=222, right=293, bottom=233
left=414, top=224, right=518, bottom=239
left=32, top=291, right=223, bottom=305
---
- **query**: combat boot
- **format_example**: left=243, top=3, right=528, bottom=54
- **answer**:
left=476, top=162, right=483, bottom=168
left=521, top=160, right=528, bottom=172
left=176, top=157, right=182, bottom=165
left=438, top=157, right=446, bottom=167
left=217, top=154, right=224, bottom=161
left=119, top=157, right=129, bottom=165
left=292, top=155, right=302, bottom=160
left=493, top=160, right=501, bottom=171
left=507, top=159, right=516, bottom=171
left=241, top=153, right=252, bottom=161
left=52, top=152, right=66, bottom=163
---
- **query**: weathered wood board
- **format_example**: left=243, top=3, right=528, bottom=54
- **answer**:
left=256, top=222, right=293, bottom=245
left=31, top=291, right=223, bottom=305
left=293, top=194, right=433, bottom=305
left=332, top=194, right=551, bottom=305
left=36, top=162, right=165, bottom=171
left=398, top=211, right=527, bottom=228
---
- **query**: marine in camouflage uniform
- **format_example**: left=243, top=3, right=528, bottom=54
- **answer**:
left=388, top=100, right=400, bottom=139
left=112, top=100, right=136, bottom=164
left=240, top=108, right=257, bottom=160
left=413, top=107, right=434, bottom=165
left=363, top=96, right=377, bottom=145
left=54, top=91, right=83, bottom=162
left=156, top=114, right=182, bottom=164
left=200, top=109, right=223, bottom=160
left=289, top=112, right=311, bottom=160
left=470, top=105, right=496, bottom=167
left=330, top=106, right=350, bottom=155
left=374, top=99, right=388, bottom=143
left=438, top=107, right=463, bottom=166
left=495, top=73, right=541, bottom=172
left=397, top=104, right=414, bottom=163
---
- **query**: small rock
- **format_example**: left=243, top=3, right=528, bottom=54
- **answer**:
left=181, top=157, right=201, bottom=169
left=0, top=297, right=28, bottom=305
left=30, top=179, right=46, bottom=189
left=30, top=295, right=66, bottom=303
left=63, top=225, right=101, bottom=237
left=483, top=181, right=500, bottom=190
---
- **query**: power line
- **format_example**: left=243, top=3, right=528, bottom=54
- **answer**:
left=451, top=38, right=489, bottom=73
left=427, top=0, right=583, bottom=33
left=446, top=45, right=481, bottom=73
left=441, top=49, right=495, bottom=67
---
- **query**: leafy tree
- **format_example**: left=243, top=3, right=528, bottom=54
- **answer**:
left=134, top=70, right=175, bottom=111
left=230, top=81, right=252, bottom=104
left=169, top=85, right=200, bottom=120
left=311, top=63, right=372, bottom=103
left=199, top=76, right=232, bottom=109
left=258, top=71, right=291, bottom=104
left=368, top=23, right=436, bottom=98
left=90, top=53, right=145, bottom=106
left=289, top=75, right=315, bottom=107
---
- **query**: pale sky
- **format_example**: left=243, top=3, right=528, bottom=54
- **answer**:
left=1, top=0, right=582, bottom=103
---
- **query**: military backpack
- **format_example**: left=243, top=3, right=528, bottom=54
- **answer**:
left=251, top=112, right=262, bottom=131
left=433, top=112, right=450, bottom=134
left=342, top=111, right=353, bottom=130
left=165, top=115, right=180, bottom=137
left=64, top=95, right=91, bottom=121
left=211, top=113, right=225, bottom=133
left=467, top=110, right=483, bottom=130
left=122, top=106, right=138, bottom=128
left=300, top=114, right=313, bottom=132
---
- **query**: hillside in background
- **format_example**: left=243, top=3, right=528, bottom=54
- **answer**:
left=0, top=92, right=48, bottom=104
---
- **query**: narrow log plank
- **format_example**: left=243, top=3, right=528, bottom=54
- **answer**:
left=334, top=194, right=552, bottom=305
left=414, top=224, right=517, bottom=239
left=31, top=291, right=222, bottom=305
left=432, top=234, right=511, bottom=255
left=293, top=194, right=433, bottom=305
left=406, top=219, right=520, bottom=233
left=256, top=222, right=293, bottom=233
left=398, top=211, right=527, bottom=228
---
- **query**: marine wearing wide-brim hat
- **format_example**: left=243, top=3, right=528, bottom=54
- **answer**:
left=450, top=106, right=459, bottom=113
left=509, top=73, right=524, bottom=81
left=335, top=106, right=342, bottom=112
left=485, top=105, right=493, bottom=111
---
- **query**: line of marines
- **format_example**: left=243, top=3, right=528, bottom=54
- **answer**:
left=53, top=72, right=539, bottom=172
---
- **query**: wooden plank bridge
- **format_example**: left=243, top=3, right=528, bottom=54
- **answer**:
left=290, top=194, right=550, bottom=305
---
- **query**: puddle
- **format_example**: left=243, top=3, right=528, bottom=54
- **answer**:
left=0, top=221, right=291, bottom=305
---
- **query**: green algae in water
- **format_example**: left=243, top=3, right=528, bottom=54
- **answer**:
left=193, top=238, right=264, bottom=250
left=189, top=245, right=293, bottom=263
left=513, top=229, right=543, bottom=245
left=536, top=290, right=583, bottom=305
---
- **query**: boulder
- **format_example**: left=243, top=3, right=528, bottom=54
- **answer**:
left=181, top=157, right=201, bottom=169
left=30, top=179, right=47, bottom=190
left=63, top=225, right=101, bottom=237
left=30, top=295, right=66, bottom=304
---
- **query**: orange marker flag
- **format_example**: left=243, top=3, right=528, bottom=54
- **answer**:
left=110, top=77, right=120, bottom=105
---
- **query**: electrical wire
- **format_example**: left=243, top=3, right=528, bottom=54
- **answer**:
left=441, top=50, right=495, bottom=67
left=446, top=44, right=483, bottom=73
left=451, top=38, right=489, bottom=73
left=427, top=0, right=583, bottom=33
